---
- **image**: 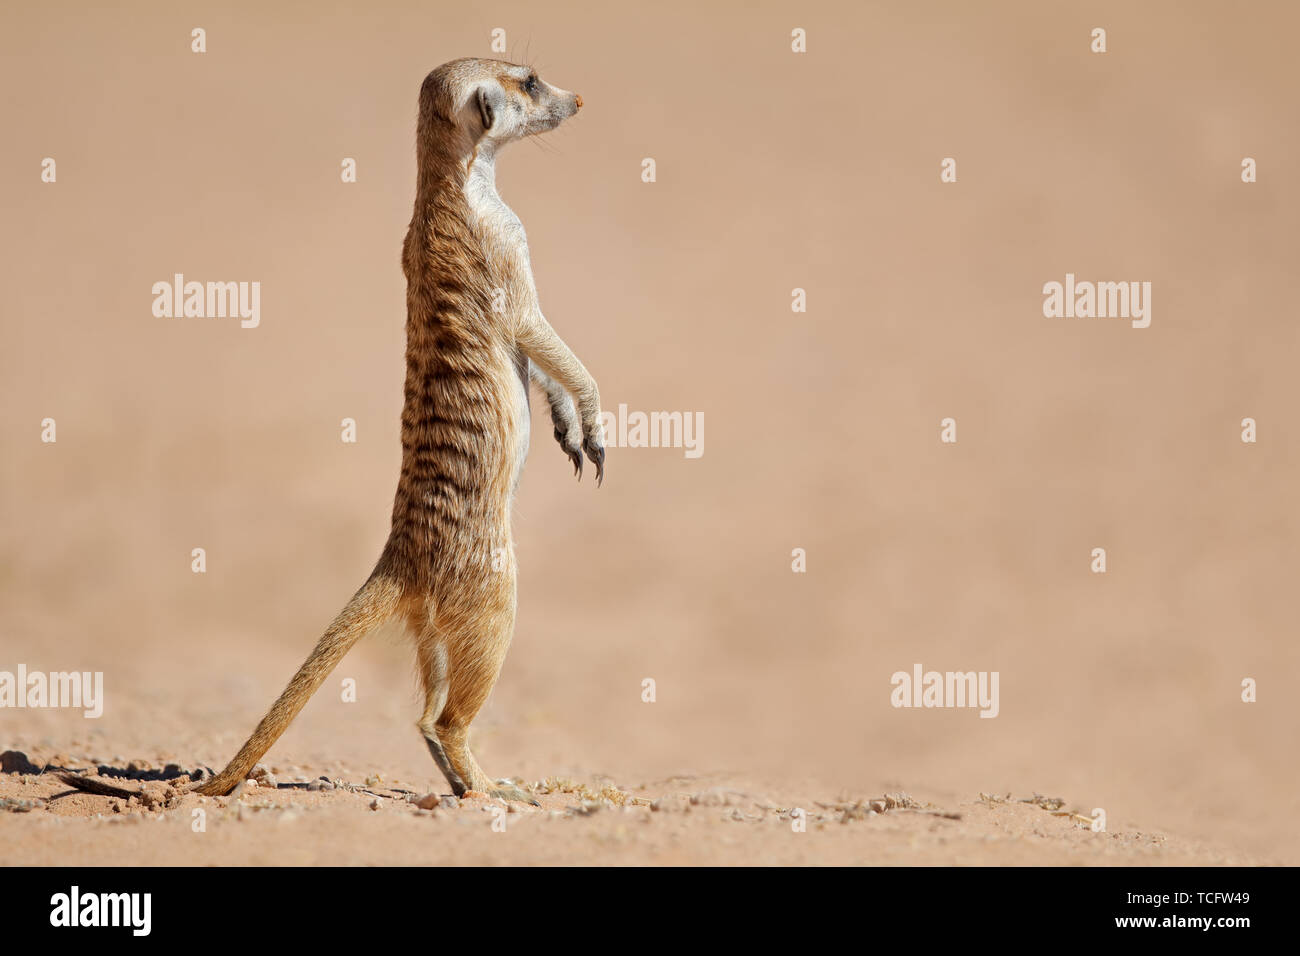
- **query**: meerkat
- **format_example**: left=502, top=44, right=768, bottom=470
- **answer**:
left=61, top=58, right=605, bottom=805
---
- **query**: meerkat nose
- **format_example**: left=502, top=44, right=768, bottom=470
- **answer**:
left=574, top=94, right=583, bottom=110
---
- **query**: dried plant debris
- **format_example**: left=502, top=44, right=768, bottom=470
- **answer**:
left=1051, top=810, right=1098, bottom=826
left=1021, top=793, right=1066, bottom=811
left=817, top=792, right=962, bottom=823
left=1020, top=793, right=1099, bottom=825
left=980, top=791, right=1095, bottom=827
left=532, top=777, right=646, bottom=808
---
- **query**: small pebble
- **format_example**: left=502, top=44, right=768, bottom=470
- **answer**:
left=249, top=765, right=278, bottom=789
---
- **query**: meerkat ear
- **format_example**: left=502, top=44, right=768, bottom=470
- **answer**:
left=476, top=84, right=504, bottom=133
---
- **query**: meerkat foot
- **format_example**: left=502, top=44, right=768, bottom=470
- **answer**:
left=489, top=780, right=540, bottom=806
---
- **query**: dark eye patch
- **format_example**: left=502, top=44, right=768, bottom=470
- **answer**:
left=523, top=74, right=540, bottom=97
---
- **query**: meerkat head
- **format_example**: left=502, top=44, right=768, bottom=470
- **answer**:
left=419, top=58, right=582, bottom=156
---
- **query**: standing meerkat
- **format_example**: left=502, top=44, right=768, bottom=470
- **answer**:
left=64, top=58, right=604, bottom=805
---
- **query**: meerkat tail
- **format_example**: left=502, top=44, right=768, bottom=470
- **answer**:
left=193, top=573, right=404, bottom=797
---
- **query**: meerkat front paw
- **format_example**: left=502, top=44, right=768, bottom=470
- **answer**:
left=546, top=394, right=584, bottom=479
left=553, top=423, right=584, bottom=478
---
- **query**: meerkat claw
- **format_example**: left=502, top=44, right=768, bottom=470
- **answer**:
left=584, top=441, right=605, bottom=487
left=557, top=427, right=583, bottom=478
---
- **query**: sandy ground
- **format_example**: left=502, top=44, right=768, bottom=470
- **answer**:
left=2, top=0, right=1298, bottom=866
left=0, top=750, right=1257, bottom=865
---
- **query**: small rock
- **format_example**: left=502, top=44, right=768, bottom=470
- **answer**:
left=249, top=765, right=277, bottom=789
left=369, top=798, right=382, bottom=811
left=0, top=797, right=45, bottom=813
left=412, top=793, right=442, bottom=810
left=439, top=796, right=460, bottom=810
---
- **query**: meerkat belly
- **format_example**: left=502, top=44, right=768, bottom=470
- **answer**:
left=463, top=181, right=533, bottom=494
left=510, top=347, right=530, bottom=490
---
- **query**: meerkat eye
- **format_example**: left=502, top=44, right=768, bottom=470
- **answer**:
left=524, top=74, right=540, bottom=97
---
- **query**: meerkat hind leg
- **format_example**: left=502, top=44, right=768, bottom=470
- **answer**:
left=415, top=641, right=468, bottom=795
left=434, top=611, right=539, bottom=806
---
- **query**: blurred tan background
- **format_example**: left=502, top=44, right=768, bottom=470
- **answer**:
left=2, top=0, right=1297, bottom=862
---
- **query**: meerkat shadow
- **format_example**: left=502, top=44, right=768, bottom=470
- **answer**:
left=39, top=757, right=218, bottom=800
